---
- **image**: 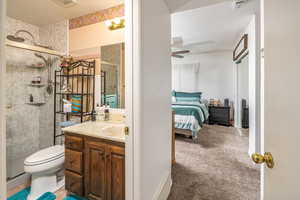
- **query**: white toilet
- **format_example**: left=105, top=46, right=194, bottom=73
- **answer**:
left=24, top=145, right=65, bottom=200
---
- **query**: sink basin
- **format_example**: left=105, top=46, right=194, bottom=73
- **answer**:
left=101, top=125, right=125, bottom=136
left=62, top=121, right=126, bottom=142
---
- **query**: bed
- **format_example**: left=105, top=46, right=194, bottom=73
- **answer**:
left=172, top=91, right=209, bottom=139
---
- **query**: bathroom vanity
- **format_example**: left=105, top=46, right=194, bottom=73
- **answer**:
left=62, top=121, right=125, bottom=200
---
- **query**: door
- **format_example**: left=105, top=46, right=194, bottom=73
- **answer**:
left=106, top=144, right=125, bottom=200
left=260, top=1, right=300, bottom=199
left=85, top=140, right=107, bottom=200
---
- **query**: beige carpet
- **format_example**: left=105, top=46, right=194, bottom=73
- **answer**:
left=168, top=125, right=260, bottom=200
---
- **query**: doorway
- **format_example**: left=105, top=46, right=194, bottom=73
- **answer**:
left=170, top=1, right=261, bottom=199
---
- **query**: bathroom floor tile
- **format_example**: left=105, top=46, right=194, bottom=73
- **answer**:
left=7, top=185, right=68, bottom=199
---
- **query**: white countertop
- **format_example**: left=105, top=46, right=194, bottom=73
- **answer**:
left=62, top=121, right=126, bottom=143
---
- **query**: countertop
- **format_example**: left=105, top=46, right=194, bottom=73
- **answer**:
left=62, top=120, right=125, bottom=143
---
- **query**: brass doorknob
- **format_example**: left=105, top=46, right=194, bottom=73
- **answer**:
left=251, top=152, right=274, bottom=169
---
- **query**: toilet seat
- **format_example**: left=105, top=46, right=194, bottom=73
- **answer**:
left=24, top=145, right=64, bottom=166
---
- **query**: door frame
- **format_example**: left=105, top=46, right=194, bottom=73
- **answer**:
left=124, top=0, right=135, bottom=199
left=0, top=0, right=7, bottom=199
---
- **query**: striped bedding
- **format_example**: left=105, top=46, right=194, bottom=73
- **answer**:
left=172, top=101, right=209, bottom=138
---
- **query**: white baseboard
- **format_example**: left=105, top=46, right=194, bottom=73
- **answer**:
left=152, top=171, right=172, bottom=200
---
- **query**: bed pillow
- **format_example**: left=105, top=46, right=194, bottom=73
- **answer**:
left=174, top=91, right=202, bottom=102
left=171, top=90, right=176, bottom=102
left=175, top=91, right=202, bottom=98
left=176, top=96, right=200, bottom=102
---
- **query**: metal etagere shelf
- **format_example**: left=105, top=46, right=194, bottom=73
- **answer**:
left=54, top=60, right=96, bottom=145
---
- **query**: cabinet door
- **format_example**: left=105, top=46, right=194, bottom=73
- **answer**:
left=85, top=140, right=107, bottom=200
left=65, top=170, right=83, bottom=196
left=106, top=145, right=125, bottom=200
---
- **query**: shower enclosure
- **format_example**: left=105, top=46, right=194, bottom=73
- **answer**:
left=5, top=44, right=61, bottom=181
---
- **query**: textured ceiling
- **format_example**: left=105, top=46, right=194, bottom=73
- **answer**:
left=7, top=0, right=124, bottom=26
left=165, top=0, right=232, bottom=13
left=171, top=0, right=258, bottom=55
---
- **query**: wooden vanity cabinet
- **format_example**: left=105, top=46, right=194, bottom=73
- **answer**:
left=64, top=133, right=125, bottom=200
left=106, top=145, right=125, bottom=200
left=85, top=140, right=107, bottom=200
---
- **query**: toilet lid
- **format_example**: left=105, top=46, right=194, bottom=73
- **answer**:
left=24, top=145, right=64, bottom=166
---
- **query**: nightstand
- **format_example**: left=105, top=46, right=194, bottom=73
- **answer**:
left=208, top=106, right=231, bottom=126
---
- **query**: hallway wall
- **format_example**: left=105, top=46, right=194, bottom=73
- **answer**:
left=136, top=0, right=172, bottom=199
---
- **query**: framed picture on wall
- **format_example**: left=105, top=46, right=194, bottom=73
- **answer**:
left=233, top=34, right=248, bottom=61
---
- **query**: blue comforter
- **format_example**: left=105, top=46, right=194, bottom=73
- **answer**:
left=172, top=101, right=209, bottom=138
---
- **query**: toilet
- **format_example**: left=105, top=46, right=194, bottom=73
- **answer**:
left=24, top=145, right=65, bottom=200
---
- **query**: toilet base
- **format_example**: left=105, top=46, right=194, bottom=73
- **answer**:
left=27, top=173, right=65, bottom=200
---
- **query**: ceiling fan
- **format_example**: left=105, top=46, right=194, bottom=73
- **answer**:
left=171, top=50, right=190, bottom=58
left=171, top=37, right=215, bottom=58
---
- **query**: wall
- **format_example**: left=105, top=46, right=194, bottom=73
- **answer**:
left=135, top=0, right=172, bottom=199
left=172, top=52, right=235, bottom=102
left=69, top=4, right=124, bottom=53
left=5, top=17, right=68, bottom=178
left=69, top=21, right=124, bottom=53
left=39, top=20, right=69, bottom=55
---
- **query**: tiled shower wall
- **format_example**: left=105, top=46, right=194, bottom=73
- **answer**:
left=5, top=17, right=68, bottom=179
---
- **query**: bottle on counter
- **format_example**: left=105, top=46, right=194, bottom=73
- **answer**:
left=96, top=105, right=105, bottom=121
left=104, top=105, right=110, bottom=121
left=91, top=110, right=97, bottom=121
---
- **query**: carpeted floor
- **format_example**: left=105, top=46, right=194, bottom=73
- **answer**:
left=168, top=125, right=260, bottom=200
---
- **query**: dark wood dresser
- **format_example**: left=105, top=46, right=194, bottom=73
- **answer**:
left=208, top=106, right=231, bottom=126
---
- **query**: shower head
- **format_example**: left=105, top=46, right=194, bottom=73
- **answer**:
left=7, top=29, right=53, bottom=50
left=7, top=29, right=35, bottom=44
left=6, top=35, right=25, bottom=43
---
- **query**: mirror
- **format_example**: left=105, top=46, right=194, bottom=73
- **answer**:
left=236, top=55, right=249, bottom=129
left=70, top=43, right=125, bottom=109
left=99, top=43, right=125, bottom=108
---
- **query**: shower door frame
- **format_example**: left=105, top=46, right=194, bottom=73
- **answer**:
left=0, top=0, right=7, bottom=198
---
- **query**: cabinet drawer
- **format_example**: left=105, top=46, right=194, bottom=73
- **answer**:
left=65, top=170, right=83, bottom=196
left=65, top=135, right=83, bottom=151
left=65, top=149, right=83, bottom=174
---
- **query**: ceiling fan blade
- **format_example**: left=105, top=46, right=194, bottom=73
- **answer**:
left=172, top=54, right=184, bottom=58
left=172, top=50, right=190, bottom=55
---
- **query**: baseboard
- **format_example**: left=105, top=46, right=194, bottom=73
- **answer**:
left=152, top=171, right=172, bottom=200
